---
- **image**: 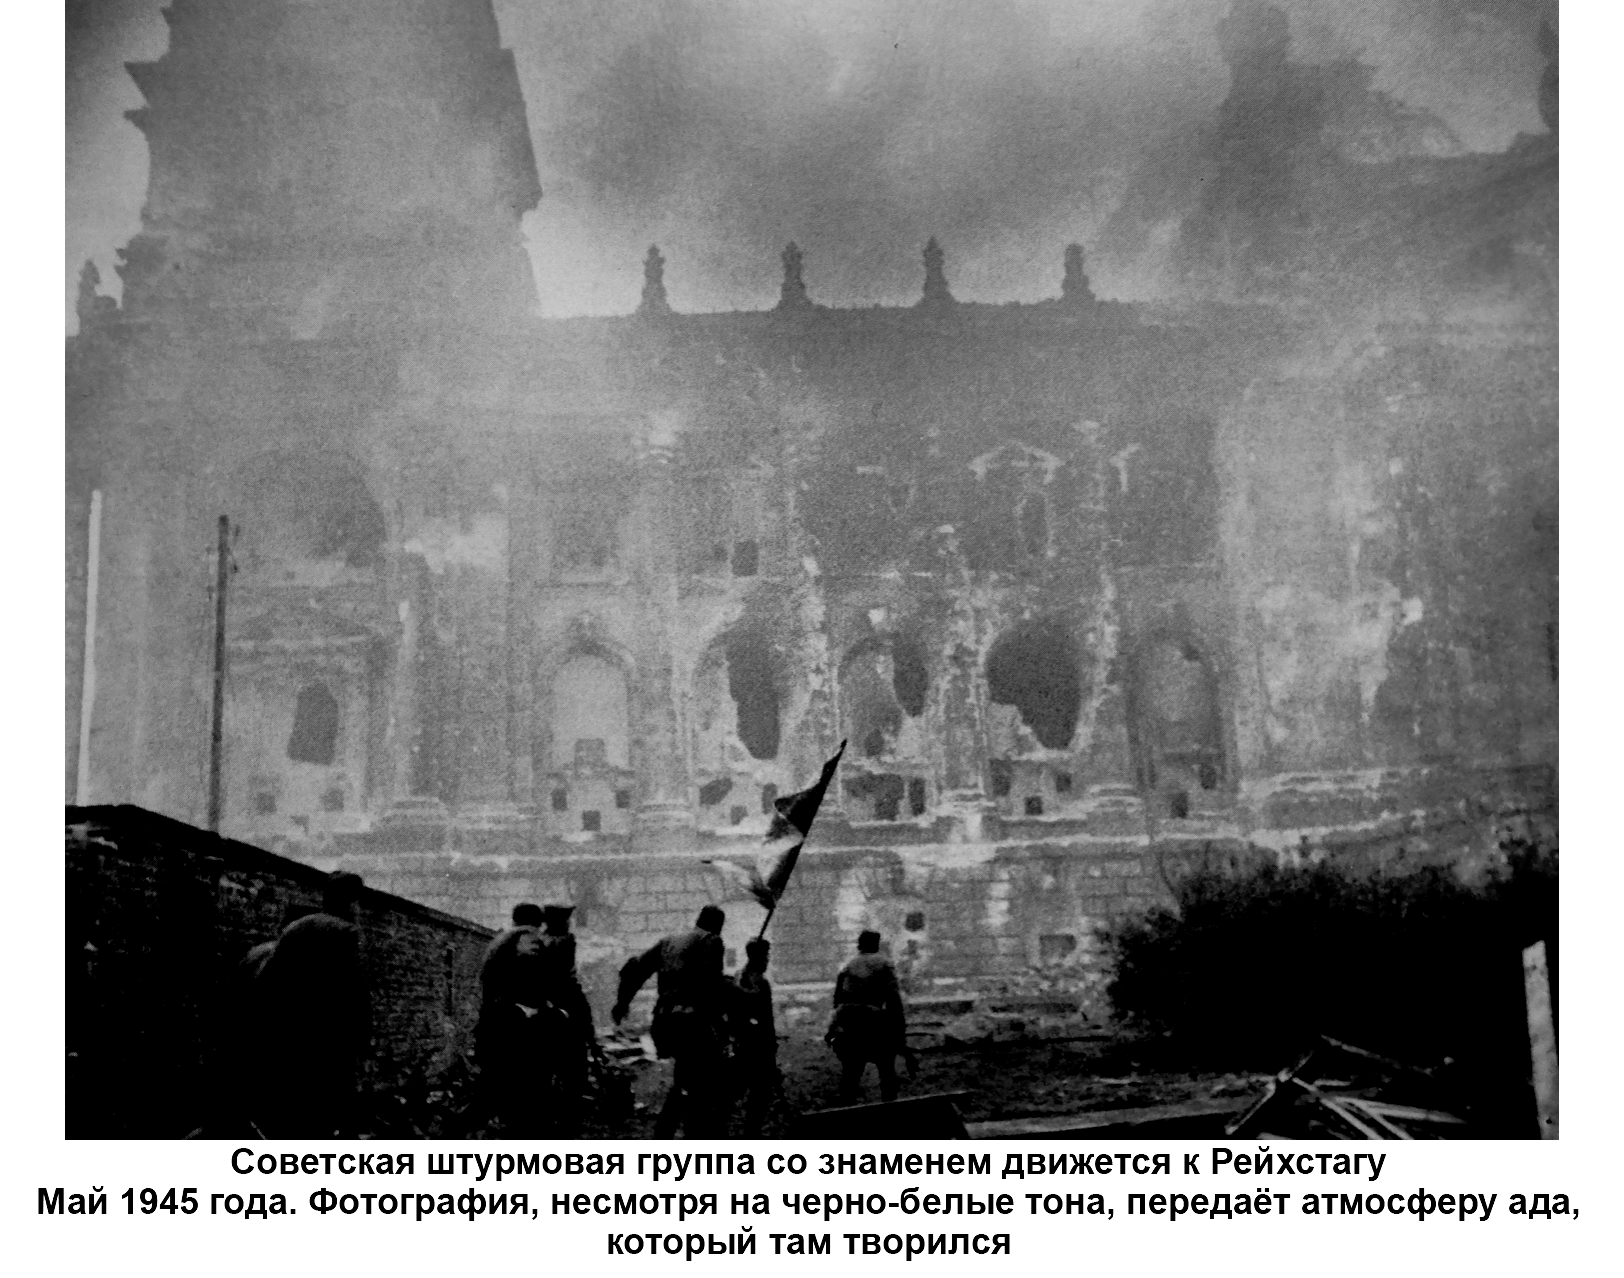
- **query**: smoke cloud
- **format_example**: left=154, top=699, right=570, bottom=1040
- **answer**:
left=67, top=0, right=1553, bottom=327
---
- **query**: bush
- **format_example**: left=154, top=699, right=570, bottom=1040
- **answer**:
left=1099, top=838, right=1557, bottom=1077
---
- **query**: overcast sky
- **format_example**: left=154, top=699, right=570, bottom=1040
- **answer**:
left=66, top=0, right=1553, bottom=331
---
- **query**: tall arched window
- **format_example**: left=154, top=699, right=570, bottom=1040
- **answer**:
left=725, top=630, right=780, bottom=761
left=1133, top=637, right=1224, bottom=812
left=841, top=646, right=905, bottom=759
left=985, top=621, right=1080, bottom=750
left=287, top=683, right=340, bottom=765
left=839, top=636, right=929, bottom=759
left=552, top=654, right=630, bottom=770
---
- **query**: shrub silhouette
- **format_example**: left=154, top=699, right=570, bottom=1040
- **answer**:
left=1100, top=839, right=1557, bottom=1090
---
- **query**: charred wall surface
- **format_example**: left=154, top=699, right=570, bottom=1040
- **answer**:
left=66, top=0, right=1556, bottom=1012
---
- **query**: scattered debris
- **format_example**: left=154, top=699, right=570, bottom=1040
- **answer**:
left=1224, top=1037, right=1469, bottom=1139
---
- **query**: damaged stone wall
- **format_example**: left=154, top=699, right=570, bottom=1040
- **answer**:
left=67, top=0, right=1555, bottom=1015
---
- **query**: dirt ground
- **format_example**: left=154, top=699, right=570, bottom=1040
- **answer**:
left=583, top=1024, right=1257, bottom=1139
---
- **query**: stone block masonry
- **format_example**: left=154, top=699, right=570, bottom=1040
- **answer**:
left=66, top=805, right=492, bottom=1138
left=316, top=759, right=1552, bottom=1032
left=328, top=837, right=1175, bottom=1023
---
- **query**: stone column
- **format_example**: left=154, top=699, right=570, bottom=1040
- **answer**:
left=1075, top=436, right=1144, bottom=835
left=399, top=415, right=525, bottom=852
left=927, top=527, right=993, bottom=842
left=1076, top=637, right=1146, bottom=835
left=630, top=416, right=695, bottom=852
left=375, top=548, right=454, bottom=848
left=445, top=511, right=527, bottom=851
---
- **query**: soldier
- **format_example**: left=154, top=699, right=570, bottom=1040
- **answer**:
left=728, top=938, right=779, bottom=1136
left=534, top=903, right=596, bottom=1136
left=474, top=903, right=544, bottom=1135
left=827, top=929, right=907, bottom=1105
left=253, top=871, right=372, bottom=1138
left=612, top=905, right=729, bottom=1138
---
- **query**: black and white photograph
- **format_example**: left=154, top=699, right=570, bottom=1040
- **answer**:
left=63, top=0, right=1559, bottom=1145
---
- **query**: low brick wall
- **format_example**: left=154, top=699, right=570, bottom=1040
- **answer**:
left=66, top=805, right=492, bottom=1138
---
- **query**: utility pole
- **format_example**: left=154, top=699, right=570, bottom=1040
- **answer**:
left=207, top=515, right=230, bottom=832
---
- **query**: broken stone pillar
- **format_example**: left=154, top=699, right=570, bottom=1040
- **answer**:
left=926, top=527, right=993, bottom=841
left=376, top=552, right=450, bottom=849
left=1061, top=243, right=1096, bottom=306
left=918, top=237, right=956, bottom=309
left=639, top=246, right=672, bottom=316
left=777, top=242, right=811, bottom=310
left=630, top=416, right=695, bottom=852
left=437, top=482, right=525, bottom=849
left=1077, top=653, right=1145, bottom=833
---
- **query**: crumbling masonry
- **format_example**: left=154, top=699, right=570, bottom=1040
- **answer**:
left=67, top=0, right=1556, bottom=1019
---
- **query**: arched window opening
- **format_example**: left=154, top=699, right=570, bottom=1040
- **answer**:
left=552, top=654, right=630, bottom=770
left=312, top=488, right=386, bottom=567
left=1135, top=636, right=1224, bottom=803
left=287, top=683, right=339, bottom=765
left=986, top=621, right=1080, bottom=750
left=846, top=651, right=902, bottom=758
left=891, top=636, right=930, bottom=717
left=841, top=639, right=929, bottom=761
left=726, top=631, right=780, bottom=761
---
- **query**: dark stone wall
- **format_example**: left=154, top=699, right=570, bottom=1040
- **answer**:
left=65, top=806, right=491, bottom=1138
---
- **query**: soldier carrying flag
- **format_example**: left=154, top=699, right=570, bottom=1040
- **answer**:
left=613, top=904, right=731, bottom=1138
left=602, top=741, right=841, bottom=1138
left=704, top=741, right=847, bottom=935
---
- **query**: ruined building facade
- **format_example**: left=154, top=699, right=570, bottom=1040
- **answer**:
left=67, top=0, right=1556, bottom=1009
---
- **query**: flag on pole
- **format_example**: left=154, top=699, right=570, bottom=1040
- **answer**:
left=705, top=741, right=846, bottom=910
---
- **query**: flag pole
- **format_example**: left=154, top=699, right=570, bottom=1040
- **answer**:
left=756, top=902, right=776, bottom=942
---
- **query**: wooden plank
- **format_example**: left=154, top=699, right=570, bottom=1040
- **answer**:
left=1340, top=1098, right=1414, bottom=1140
left=1319, top=1035, right=1436, bottom=1079
left=1290, top=1077, right=1389, bottom=1140
left=1224, top=1049, right=1316, bottom=1138
left=1355, top=1101, right=1466, bottom=1126
left=1523, top=939, right=1559, bottom=1139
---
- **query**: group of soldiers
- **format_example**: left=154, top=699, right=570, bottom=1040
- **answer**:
left=227, top=871, right=913, bottom=1140
left=478, top=902, right=913, bottom=1138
